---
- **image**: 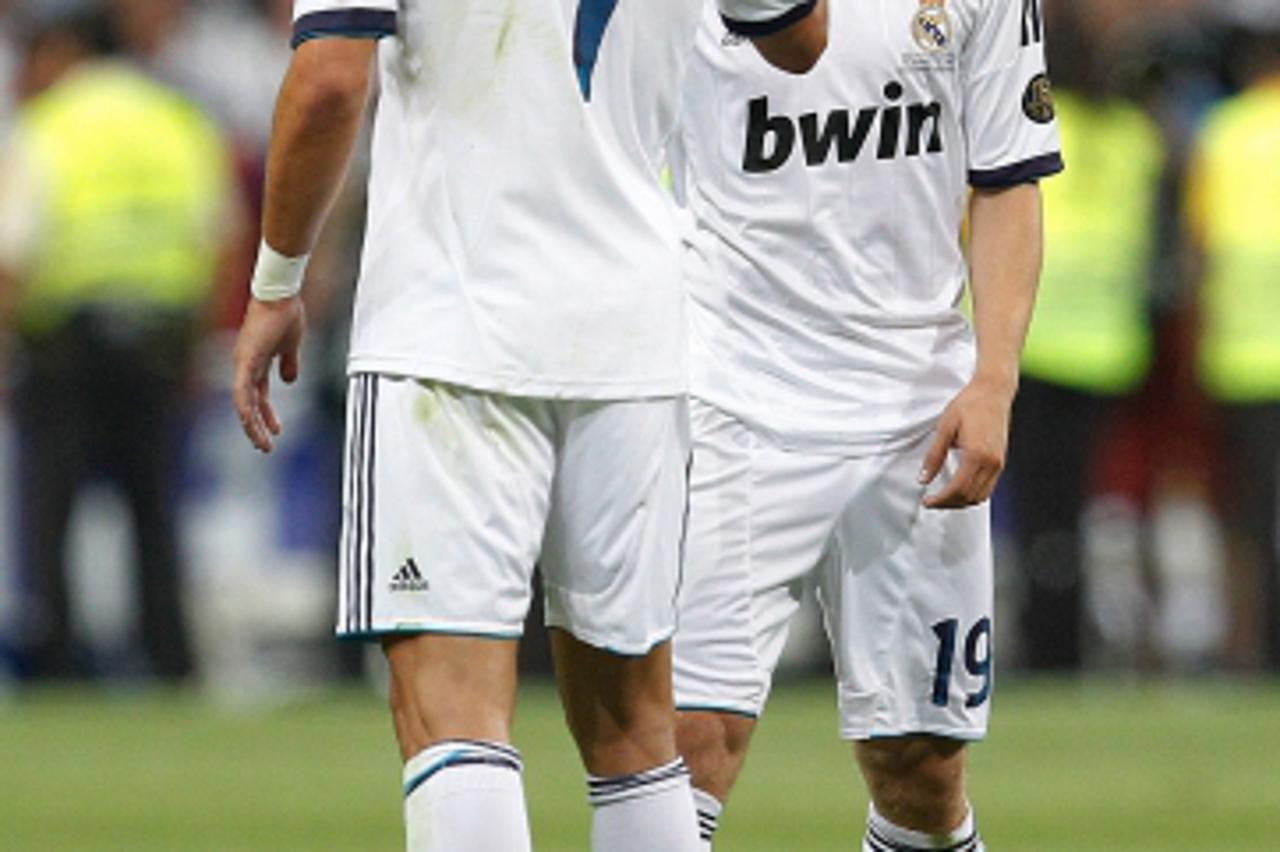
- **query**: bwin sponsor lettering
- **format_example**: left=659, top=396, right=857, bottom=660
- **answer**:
left=743, top=83, right=944, bottom=174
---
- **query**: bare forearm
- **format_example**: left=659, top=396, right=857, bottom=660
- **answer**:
left=920, top=184, right=1042, bottom=508
left=967, top=183, right=1043, bottom=396
left=262, top=40, right=376, bottom=256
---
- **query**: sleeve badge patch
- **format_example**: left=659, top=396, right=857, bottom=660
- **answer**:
left=1022, top=72, right=1056, bottom=124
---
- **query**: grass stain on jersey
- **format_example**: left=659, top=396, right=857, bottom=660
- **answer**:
left=414, top=389, right=440, bottom=426
left=495, top=0, right=516, bottom=61
left=430, top=0, right=520, bottom=120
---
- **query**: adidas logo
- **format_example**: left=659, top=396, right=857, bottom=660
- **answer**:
left=390, top=558, right=430, bottom=593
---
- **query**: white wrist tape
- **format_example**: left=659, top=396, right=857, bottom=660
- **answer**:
left=250, top=240, right=308, bottom=302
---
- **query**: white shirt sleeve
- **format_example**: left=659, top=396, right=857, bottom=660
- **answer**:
left=961, top=0, right=1063, bottom=187
left=718, top=0, right=817, bottom=37
left=292, top=0, right=398, bottom=48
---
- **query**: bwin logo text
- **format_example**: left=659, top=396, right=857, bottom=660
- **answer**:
left=743, top=82, right=944, bottom=174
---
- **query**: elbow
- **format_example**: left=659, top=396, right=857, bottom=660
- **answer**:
left=291, top=67, right=371, bottom=121
left=284, top=43, right=374, bottom=124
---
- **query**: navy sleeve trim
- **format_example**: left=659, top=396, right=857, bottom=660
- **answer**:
left=721, top=0, right=817, bottom=38
left=969, top=152, right=1064, bottom=189
left=292, top=9, right=397, bottom=49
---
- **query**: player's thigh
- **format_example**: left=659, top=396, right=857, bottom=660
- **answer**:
left=338, top=374, right=555, bottom=639
left=821, top=438, right=994, bottom=741
left=539, top=395, right=691, bottom=656
left=673, top=400, right=849, bottom=718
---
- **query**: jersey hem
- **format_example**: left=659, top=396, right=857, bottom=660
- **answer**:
left=348, top=354, right=686, bottom=400
left=690, top=393, right=939, bottom=459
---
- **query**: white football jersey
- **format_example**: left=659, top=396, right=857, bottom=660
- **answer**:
left=671, top=0, right=1063, bottom=453
left=291, top=0, right=817, bottom=399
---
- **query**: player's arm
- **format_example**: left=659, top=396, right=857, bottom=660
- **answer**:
left=719, top=0, right=828, bottom=73
left=920, top=0, right=1062, bottom=508
left=920, top=183, right=1042, bottom=509
left=232, top=35, right=378, bottom=453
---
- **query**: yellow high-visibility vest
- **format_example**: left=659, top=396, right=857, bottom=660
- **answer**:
left=1189, top=77, right=1280, bottom=402
left=11, top=61, right=229, bottom=333
left=1020, top=90, right=1163, bottom=394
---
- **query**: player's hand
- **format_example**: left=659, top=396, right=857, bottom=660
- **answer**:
left=918, top=376, right=1015, bottom=510
left=232, top=296, right=305, bottom=453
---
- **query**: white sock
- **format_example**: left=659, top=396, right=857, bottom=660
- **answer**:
left=588, top=757, right=701, bottom=852
left=692, top=787, right=723, bottom=851
left=864, top=804, right=984, bottom=851
left=402, top=739, right=531, bottom=852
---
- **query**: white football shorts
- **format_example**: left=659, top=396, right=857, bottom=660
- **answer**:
left=673, top=400, right=994, bottom=740
left=337, top=374, right=690, bottom=655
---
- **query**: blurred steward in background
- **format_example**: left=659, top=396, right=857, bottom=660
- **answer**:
left=1187, top=1, right=1280, bottom=671
left=0, top=0, right=235, bottom=680
left=110, top=0, right=293, bottom=332
left=1006, top=0, right=1165, bottom=670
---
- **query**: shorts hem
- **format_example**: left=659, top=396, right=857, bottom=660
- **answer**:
left=675, top=702, right=761, bottom=720
left=545, top=621, right=676, bottom=658
left=336, top=624, right=523, bottom=642
left=688, top=393, right=949, bottom=459
left=841, top=725, right=988, bottom=743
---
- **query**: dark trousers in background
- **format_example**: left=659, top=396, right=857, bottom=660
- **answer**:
left=1006, top=377, right=1107, bottom=671
left=1219, top=403, right=1280, bottom=671
left=14, top=309, right=195, bottom=681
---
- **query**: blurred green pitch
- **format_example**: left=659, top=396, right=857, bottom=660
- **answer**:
left=2, top=680, right=1277, bottom=850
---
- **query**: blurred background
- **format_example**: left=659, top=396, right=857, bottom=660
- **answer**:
left=0, top=0, right=1276, bottom=848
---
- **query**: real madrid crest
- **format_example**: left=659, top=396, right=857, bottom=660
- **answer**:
left=911, top=0, right=953, bottom=53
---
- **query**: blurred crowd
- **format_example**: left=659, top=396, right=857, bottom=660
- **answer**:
left=0, top=0, right=1275, bottom=691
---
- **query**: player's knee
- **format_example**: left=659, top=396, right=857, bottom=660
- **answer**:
left=676, top=711, right=755, bottom=798
left=676, top=711, right=728, bottom=773
left=382, top=636, right=515, bottom=758
left=574, top=684, right=672, bottom=751
left=553, top=636, right=679, bottom=774
left=677, top=711, right=752, bottom=764
left=856, top=736, right=967, bottom=830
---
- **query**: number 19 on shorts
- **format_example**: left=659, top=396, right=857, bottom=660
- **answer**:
left=931, top=617, right=992, bottom=709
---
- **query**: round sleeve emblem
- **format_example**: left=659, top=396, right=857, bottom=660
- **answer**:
left=1022, top=73, right=1056, bottom=124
